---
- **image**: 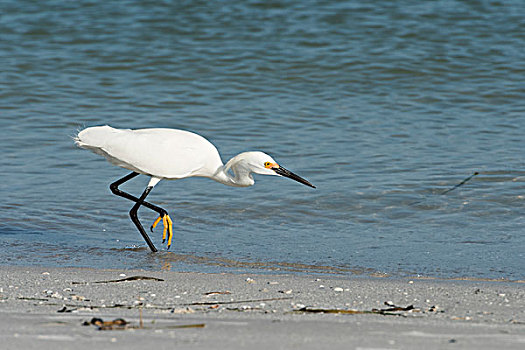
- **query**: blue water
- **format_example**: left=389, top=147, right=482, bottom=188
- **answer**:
left=1, top=0, right=524, bottom=280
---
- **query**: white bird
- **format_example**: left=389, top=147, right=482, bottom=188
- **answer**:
left=75, top=125, right=315, bottom=252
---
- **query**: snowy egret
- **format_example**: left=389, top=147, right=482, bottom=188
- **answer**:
left=75, top=125, right=315, bottom=252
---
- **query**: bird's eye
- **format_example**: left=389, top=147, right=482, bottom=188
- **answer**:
left=264, top=162, right=272, bottom=168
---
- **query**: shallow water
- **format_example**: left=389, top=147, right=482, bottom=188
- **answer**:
left=1, top=0, right=524, bottom=279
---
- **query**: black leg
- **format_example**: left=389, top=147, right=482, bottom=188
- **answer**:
left=109, top=172, right=168, bottom=252
left=110, top=172, right=167, bottom=218
left=129, top=186, right=157, bottom=252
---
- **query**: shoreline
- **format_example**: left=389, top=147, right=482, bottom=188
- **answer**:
left=1, top=252, right=523, bottom=284
left=1, top=266, right=524, bottom=349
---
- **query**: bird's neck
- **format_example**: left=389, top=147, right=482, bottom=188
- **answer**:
left=212, top=156, right=254, bottom=187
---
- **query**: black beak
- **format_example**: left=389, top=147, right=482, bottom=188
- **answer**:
left=273, top=166, right=316, bottom=188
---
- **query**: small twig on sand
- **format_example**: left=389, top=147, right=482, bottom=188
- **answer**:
left=72, top=276, right=164, bottom=285
left=188, top=296, right=292, bottom=306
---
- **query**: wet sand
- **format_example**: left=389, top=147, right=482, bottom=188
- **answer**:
left=0, top=266, right=523, bottom=349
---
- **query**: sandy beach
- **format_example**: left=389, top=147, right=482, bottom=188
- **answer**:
left=0, top=266, right=523, bottom=349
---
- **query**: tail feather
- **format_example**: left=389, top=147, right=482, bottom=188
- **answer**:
left=75, top=125, right=123, bottom=158
left=75, top=125, right=121, bottom=149
left=75, top=125, right=143, bottom=171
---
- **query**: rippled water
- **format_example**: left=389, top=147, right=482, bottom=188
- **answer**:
left=1, top=0, right=524, bottom=280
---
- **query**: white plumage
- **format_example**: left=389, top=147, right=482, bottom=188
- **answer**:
left=75, top=125, right=315, bottom=252
left=76, top=125, right=223, bottom=180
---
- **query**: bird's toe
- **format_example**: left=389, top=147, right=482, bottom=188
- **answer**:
left=150, top=215, right=162, bottom=232
left=150, top=214, right=174, bottom=249
left=164, top=214, right=174, bottom=249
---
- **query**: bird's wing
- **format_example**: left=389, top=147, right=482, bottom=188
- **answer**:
left=77, top=126, right=224, bottom=179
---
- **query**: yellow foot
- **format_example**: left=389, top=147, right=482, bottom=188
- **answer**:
left=150, top=214, right=174, bottom=249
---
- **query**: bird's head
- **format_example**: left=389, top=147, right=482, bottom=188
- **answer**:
left=230, top=151, right=315, bottom=188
